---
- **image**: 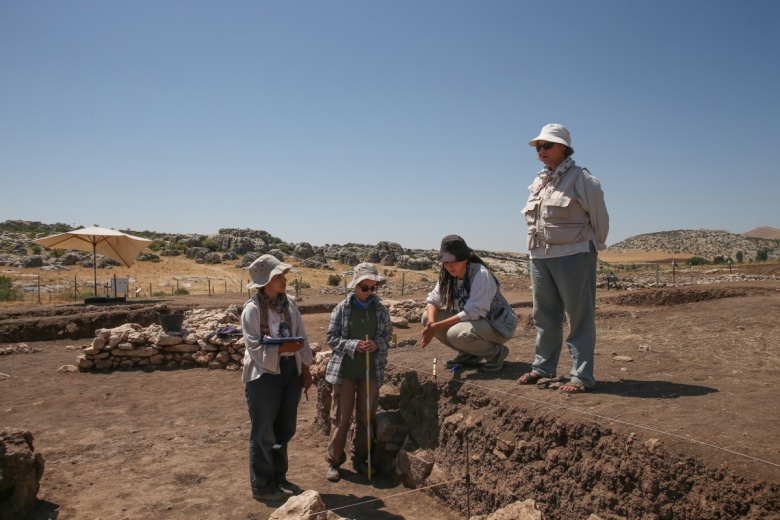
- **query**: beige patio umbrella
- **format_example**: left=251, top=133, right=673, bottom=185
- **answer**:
left=33, top=226, right=153, bottom=295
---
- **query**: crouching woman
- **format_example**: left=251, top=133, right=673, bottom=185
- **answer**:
left=421, top=235, right=517, bottom=372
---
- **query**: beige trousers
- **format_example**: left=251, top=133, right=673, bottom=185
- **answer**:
left=326, top=378, right=378, bottom=466
left=421, top=309, right=507, bottom=359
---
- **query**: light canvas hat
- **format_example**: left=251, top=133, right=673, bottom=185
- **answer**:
left=529, top=123, right=572, bottom=148
left=246, top=254, right=291, bottom=289
left=347, top=263, right=387, bottom=290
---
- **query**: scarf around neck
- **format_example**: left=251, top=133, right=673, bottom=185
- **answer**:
left=256, top=290, right=293, bottom=339
left=532, top=156, right=576, bottom=197
left=351, top=293, right=376, bottom=311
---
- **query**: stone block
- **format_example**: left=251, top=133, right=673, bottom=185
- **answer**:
left=374, top=411, right=408, bottom=444
left=0, top=429, right=45, bottom=520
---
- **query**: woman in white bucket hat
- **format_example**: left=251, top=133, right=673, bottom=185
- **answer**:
left=323, top=263, right=393, bottom=481
left=519, top=124, right=609, bottom=394
left=241, top=254, right=313, bottom=502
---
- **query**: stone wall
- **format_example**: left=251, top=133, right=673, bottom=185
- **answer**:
left=76, top=306, right=246, bottom=372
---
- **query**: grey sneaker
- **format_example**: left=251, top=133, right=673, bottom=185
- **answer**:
left=326, top=464, right=340, bottom=482
left=444, top=353, right=482, bottom=368
left=481, top=344, right=509, bottom=372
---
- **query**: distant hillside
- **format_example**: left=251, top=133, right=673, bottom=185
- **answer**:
left=745, top=226, right=780, bottom=240
left=609, top=229, right=779, bottom=261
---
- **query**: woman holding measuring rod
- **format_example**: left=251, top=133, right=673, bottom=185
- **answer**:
left=324, top=263, right=393, bottom=482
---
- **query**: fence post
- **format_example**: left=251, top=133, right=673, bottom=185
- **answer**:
left=37, top=275, right=41, bottom=304
left=150, top=283, right=152, bottom=297
left=208, top=278, right=211, bottom=296
left=74, top=275, right=77, bottom=301
left=401, top=272, right=405, bottom=296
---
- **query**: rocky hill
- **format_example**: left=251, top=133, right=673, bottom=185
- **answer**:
left=3, top=220, right=778, bottom=268
left=0, top=220, right=528, bottom=276
left=608, top=229, right=779, bottom=262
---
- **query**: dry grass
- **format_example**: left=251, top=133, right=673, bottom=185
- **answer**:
left=2, top=254, right=438, bottom=305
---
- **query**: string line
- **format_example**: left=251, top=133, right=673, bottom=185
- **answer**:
left=306, top=477, right=463, bottom=518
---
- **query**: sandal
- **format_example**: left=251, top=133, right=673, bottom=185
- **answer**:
left=517, top=372, right=542, bottom=385
left=558, top=381, right=592, bottom=394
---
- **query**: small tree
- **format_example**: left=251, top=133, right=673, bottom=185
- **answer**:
left=736, top=251, right=744, bottom=263
left=327, top=274, right=341, bottom=286
left=0, top=275, right=23, bottom=302
left=755, top=248, right=769, bottom=262
left=713, top=255, right=725, bottom=265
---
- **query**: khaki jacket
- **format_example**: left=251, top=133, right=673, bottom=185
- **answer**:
left=523, top=164, right=609, bottom=259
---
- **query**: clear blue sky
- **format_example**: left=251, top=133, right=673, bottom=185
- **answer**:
left=2, top=1, right=778, bottom=252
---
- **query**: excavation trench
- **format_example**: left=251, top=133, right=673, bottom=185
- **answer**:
left=358, top=369, right=780, bottom=520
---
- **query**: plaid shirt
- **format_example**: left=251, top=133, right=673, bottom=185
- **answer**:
left=325, top=295, right=393, bottom=386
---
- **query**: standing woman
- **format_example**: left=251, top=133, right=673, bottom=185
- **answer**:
left=241, top=255, right=313, bottom=502
left=324, top=263, right=393, bottom=481
left=420, top=235, right=517, bottom=372
left=519, top=123, right=609, bottom=393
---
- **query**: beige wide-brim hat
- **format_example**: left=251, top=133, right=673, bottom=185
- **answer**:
left=347, top=262, right=387, bottom=290
left=528, top=123, right=572, bottom=148
left=246, top=254, right=292, bottom=289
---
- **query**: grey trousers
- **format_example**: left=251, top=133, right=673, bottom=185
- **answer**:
left=244, top=356, right=301, bottom=492
left=530, top=242, right=598, bottom=388
left=421, top=309, right=507, bottom=359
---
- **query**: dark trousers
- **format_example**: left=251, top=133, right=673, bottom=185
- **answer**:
left=244, top=356, right=301, bottom=492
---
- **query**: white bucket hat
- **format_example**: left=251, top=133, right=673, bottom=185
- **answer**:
left=347, top=263, right=387, bottom=290
left=246, top=254, right=291, bottom=289
left=529, top=123, right=572, bottom=148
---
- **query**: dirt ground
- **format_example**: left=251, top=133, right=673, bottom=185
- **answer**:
left=2, top=268, right=780, bottom=519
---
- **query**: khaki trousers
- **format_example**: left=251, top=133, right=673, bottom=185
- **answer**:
left=421, top=309, right=506, bottom=359
left=326, top=378, right=378, bottom=466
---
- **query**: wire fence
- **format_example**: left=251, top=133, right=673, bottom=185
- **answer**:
left=2, top=272, right=251, bottom=305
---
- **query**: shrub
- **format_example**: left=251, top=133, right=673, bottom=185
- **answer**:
left=202, top=238, right=217, bottom=251
left=756, top=248, right=769, bottom=262
left=686, top=256, right=708, bottom=266
left=291, top=279, right=311, bottom=289
left=327, top=274, right=341, bottom=286
left=0, top=275, right=23, bottom=301
left=31, top=245, right=42, bottom=255
left=174, top=288, right=190, bottom=295
left=149, top=239, right=166, bottom=252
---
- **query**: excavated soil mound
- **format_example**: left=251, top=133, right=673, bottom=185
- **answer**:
left=605, top=287, right=752, bottom=307
left=390, top=370, right=780, bottom=519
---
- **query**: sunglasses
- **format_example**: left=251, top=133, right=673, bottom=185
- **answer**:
left=358, top=284, right=378, bottom=293
left=535, top=142, right=556, bottom=152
